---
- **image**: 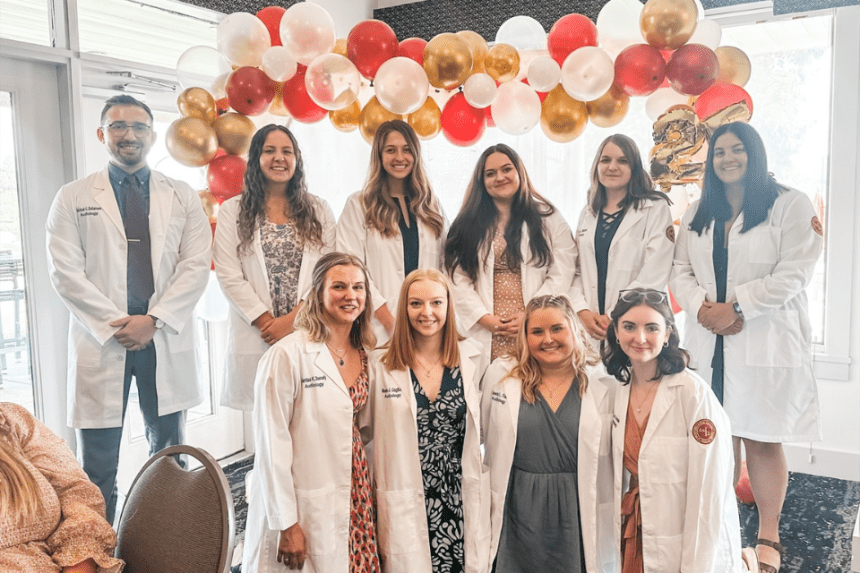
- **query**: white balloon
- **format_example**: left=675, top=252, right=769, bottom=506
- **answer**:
left=597, top=0, right=645, bottom=60
left=305, top=53, right=362, bottom=111
left=261, top=46, right=298, bottom=83
left=491, top=81, right=541, bottom=135
left=527, top=56, right=560, bottom=92
left=688, top=19, right=722, bottom=50
left=177, top=45, right=231, bottom=90
left=693, top=0, right=706, bottom=20
left=209, top=71, right=231, bottom=100
left=280, top=2, right=336, bottom=66
left=374, top=57, right=430, bottom=115
left=560, top=47, right=615, bottom=102
left=645, top=87, right=690, bottom=121
left=216, top=12, right=271, bottom=68
left=495, top=15, right=547, bottom=51
left=463, top=73, right=497, bottom=108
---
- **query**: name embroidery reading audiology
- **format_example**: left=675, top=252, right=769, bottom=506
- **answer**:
left=382, top=387, right=402, bottom=399
left=491, top=390, right=506, bottom=405
left=76, top=206, right=102, bottom=217
left=302, top=375, right=325, bottom=389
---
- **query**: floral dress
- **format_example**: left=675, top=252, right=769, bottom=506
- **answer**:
left=260, top=218, right=303, bottom=317
left=411, top=366, right=467, bottom=573
left=348, top=350, right=381, bottom=573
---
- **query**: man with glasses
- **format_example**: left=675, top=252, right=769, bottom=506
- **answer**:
left=46, top=94, right=211, bottom=523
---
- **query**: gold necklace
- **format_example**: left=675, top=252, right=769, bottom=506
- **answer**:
left=414, top=353, right=442, bottom=377
left=326, top=343, right=347, bottom=366
left=541, top=378, right=571, bottom=400
left=632, top=381, right=660, bottom=413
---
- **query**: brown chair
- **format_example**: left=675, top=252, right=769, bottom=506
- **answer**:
left=115, top=445, right=235, bottom=573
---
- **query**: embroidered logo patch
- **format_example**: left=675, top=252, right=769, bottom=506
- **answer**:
left=666, top=225, right=676, bottom=243
left=811, top=216, right=823, bottom=236
left=692, top=418, right=716, bottom=445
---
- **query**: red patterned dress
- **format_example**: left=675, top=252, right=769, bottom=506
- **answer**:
left=347, top=350, right=381, bottom=573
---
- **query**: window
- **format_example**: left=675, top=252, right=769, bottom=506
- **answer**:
left=0, top=0, right=51, bottom=46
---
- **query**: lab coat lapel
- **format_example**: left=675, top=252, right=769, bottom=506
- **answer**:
left=392, top=367, right=417, bottom=420
left=460, top=344, right=482, bottom=429
left=613, top=202, right=648, bottom=241
left=639, top=380, right=676, bottom=453
left=312, top=341, right=350, bottom=397
left=148, top=172, right=173, bottom=284
left=504, top=376, right=521, bottom=434
left=92, top=169, right=125, bottom=236
left=612, top=381, right=630, bottom=466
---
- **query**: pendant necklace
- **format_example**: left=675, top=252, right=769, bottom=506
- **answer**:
left=327, top=344, right=347, bottom=366
left=415, top=354, right=442, bottom=377
left=633, top=381, right=659, bottom=413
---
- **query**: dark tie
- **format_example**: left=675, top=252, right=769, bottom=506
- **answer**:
left=124, top=175, right=154, bottom=308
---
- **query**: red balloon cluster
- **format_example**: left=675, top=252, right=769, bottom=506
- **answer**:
left=347, top=19, right=399, bottom=79
left=547, top=14, right=598, bottom=66
left=399, top=37, right=427, bottom=66
left=615, top=44, right=666, bottom=97
left=207, top=155, right=247, bottom=203
left=666, top=44, right=719, bottom=95
left=256, top=6, right=285, bottom=47
left=441, top=93, right=485, bottom=146
left=694, top=83, right=753, bottom=120
left=226, top=67, right=275, bottom=116
left=282, top=66, right=327, bottom=123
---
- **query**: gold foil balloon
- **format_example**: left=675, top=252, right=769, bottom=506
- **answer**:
left=166, top=117, right=218, bottom=167
left=177, top=87, right=217, bottom=124
left=408, top=96, right=442, bottom=140
left=198, top=189, right=219, bottom=222
left=456, top=30, right=489, bottom=74
left=640, top=0, right=698, bottom=50
left=333, top=38, right=348, bottom=57
left=213, top=112, right=256, bottom=155
left=269, top=82, right=290, bottom=116
left=485, top=43, right=520, bottom=83
left=586, top=84, right=630, bottom=127
left=715, top=46, right=751, bottom=87
left=540, top=85, right=588, bottom=143
left=423, top=33, right=473, bottom=90
left=330, top=100, right=361, bottom=132
left=359, top=96, right=403, bottom=143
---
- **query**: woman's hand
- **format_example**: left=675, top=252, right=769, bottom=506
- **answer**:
left=478, top=314, right=516, bottom=337
left=717, top=317, right=744, bottom=336
left=278, top=523, right=307, bottom=570
left=62, top=559, right=97, bottom=573
left=261, top=315, right=296, bottom=345
left=498, top=311, right=523, bottom=337
left=253, top=311, right=275, bottom=333
left=577, top=310, right=608, bottom=340
left=699, top=302, right=740, bottom=334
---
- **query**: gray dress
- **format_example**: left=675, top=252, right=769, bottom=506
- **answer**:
left=493, top=384, right=586, bottom=573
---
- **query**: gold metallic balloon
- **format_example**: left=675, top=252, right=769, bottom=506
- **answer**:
left=715, top=46, right=751, bottom=87
left=640, top=0, right=698, bottom=50
left=333, top=38, right=348, bottom=57
left=407, top=97, right=442, bottom=140
left=198, top=189, right=219, bottom=221
left=269, top=82, right=290, bottom=117
left=330, top=100, right=361, bottom=132
left=456, top=30, right=489, bottom=75
left=165, top=117, right=218, bottom=167
left=359, top=96, right=403, bottom=144
left=177, top=87, right=217, bottom=124
left=586, top=84, right=630, bottom=128
left=540, top=85, right=588, bottom=143
left=213, top=112, right=256, bottom=156
left=423, top=33, right=473, bottom=90
left=485, top=43, right=520, bottom=83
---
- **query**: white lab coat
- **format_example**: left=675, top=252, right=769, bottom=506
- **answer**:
left=242, top=330, right=367, bottom=573
left=481, top=358, right=616, bottom=573
left=213, top=194, right=336, bottom=410
left=449, top=210, right=576, bottom=364
left=669, top=188, right=823, bottom=442
left=569, top=199, right=674, bottom=319
left=610, top=369, right=742, bottom=573
left=336, top=191, right=448, bottom=343
left=45, top=167, right=211, bottom=428
left=362, top=340, right=490, bottom=573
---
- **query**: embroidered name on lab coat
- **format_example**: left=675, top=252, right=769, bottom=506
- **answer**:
left=491, top=390, right=506, bottom=405
left=302, top=375, right=326, bottom=388
left=76, top=206, right=102, bottom=217
left=382, top=386, right=402, bottom=399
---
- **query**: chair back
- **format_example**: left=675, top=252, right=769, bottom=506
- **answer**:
left=115, top=445, right=235, bottom=573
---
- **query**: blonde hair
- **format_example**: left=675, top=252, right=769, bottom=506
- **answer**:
left=362, top=120, right=445, bottom=239
left=382, top=269, right=464, bottom=371
left=294, top=252, right=377, bottom=350
left=0, top=434, right=42, bottom=525
left=511, top=295, right=598, bottom=404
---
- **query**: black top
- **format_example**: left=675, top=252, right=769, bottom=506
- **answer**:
left=398, top=200, right=419, bottom=277
left=595, top=209, right=625, bottom=315
left=711, top=219, right=728, bottom=404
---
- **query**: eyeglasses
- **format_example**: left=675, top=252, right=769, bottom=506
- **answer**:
left=103, top=122, right=152, bottom=136
left=618, top=289, right=668, bottom=305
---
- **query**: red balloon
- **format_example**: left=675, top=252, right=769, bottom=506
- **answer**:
left=399, top=37, right=427, bottom=66
left=216, top=97, right=230, bottom=116
left=256, top=6, right=285, bottom=47
left=347, top=19, right=399, bottom=79
left=441, top=92, right=485, bottom=147
left=207, top=155, right=247, bottom=203
left=226, top=67, right=276, bottom=116
left=665, top=44, right=719, bottom=96
left=694, top=83, right=754, bottom=120
left=547, top=14, right=598, bottom=66
left=615, top=44, right=666, bottom=97
left=282, top=66, right=327, bottom=123
left=484, top=104, right=495, bottom=128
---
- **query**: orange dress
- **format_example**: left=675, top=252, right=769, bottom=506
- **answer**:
left=620, top=401, right=648, bottom=573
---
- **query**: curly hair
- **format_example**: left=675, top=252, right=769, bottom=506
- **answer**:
left=237, top=124, right=324, bottom=255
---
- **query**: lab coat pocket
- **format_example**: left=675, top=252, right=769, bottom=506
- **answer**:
left=376, top=489, right=423, bottom=556
left=655, top=533, right=683, bottom=572
left=649, top=437, right=687, bottom=484
left=744, top=310, right=803, bottom=368
left=747, top=226, right=780, bottom=265
left=295, top=487, right=337, bottom=556
left=614, top=237, right=644, bottom=271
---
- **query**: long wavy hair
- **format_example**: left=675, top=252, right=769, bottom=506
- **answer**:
left=0, top=427, right=42, bottom=525
left=445, top=144, right=555, bottom=284
left=237, top=124, right=324, bottom=255
left=362, top=120, right=444, bottom=239
left=689, top=122, right=783, bottom=235
left=601, top=288, right=689, bottom=384
left=382, top=269, right=464, bottom=372
left=295, top=252, right=376, bottom=350
left=511, top=295, right=597, bottom=404
left=587, top=134, right=670, bottom=215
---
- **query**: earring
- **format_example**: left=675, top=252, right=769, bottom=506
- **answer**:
left=663, top=340, right=669, bottom=347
